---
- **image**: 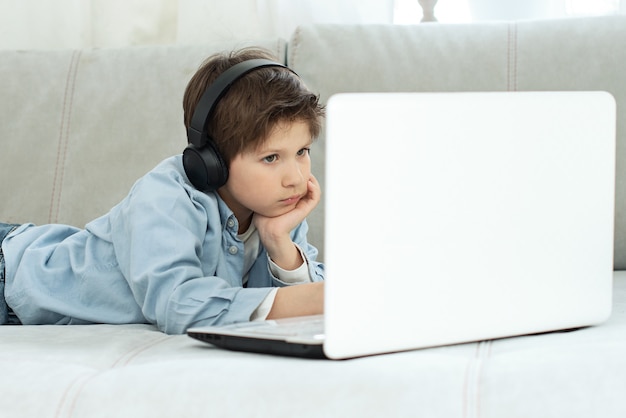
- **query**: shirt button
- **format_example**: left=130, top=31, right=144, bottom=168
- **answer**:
left=227, top=219, right=235, bottom=228
left=228, top=246, right=238, bottom=255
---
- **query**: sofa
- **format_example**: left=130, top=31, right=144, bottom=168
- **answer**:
left=1, top=15, right=626, bottom=418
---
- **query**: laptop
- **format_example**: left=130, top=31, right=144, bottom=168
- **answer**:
left=188, top=91, right=616, bottom=359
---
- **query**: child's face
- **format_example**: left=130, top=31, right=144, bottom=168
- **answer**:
left=218, top=120, right=313, bottom=224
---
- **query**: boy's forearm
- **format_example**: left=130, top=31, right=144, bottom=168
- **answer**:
left=266, top=281, right=324, bottom=319
left=265, top=239, right=303, bottom=271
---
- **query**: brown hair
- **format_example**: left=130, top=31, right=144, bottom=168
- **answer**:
left=182, top=47, right=325, bottom=165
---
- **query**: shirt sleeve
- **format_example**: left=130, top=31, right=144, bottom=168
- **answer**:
left=108, top=160, right=273, bottom=334
left=267, top=244, right=313, bottom=284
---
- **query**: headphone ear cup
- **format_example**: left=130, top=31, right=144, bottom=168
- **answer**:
left=183, top=140, right=229, bottom=192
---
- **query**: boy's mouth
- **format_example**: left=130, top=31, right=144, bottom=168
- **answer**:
left=280, top=194, right=303, bottom=205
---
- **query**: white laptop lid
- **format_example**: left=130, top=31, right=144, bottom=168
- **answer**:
left=323, top=91, right=615, bottom=359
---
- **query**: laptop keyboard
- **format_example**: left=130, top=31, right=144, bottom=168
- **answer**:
left=241, top=316, right=325, bottom=338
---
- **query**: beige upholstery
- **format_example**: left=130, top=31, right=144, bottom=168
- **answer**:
left=0, top=39, right=286, bottom=226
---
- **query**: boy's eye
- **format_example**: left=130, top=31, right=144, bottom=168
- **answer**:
left=263, top=154, right=277, bottom=163
left=297, top=147, right=311, bottom=157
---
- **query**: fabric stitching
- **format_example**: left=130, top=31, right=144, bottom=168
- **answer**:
left=49, top=50, right=81, bottom=223
left=287, top=26, right=302, bottom=68
left=463, top=340, right=492, bottom=418
left=461, top=345, right=475, bottom=417
left=55, top=50, right=82, bottom=223
left=507, top=24, right=511, bottom=91
left=48, top=51, right=75, bottom=222
left=512, top=22, right=518, bottom=91
left=111, top=334, right=174, bottom=367
left=53, top=371, right=95, bottom=418
left=507, top=22, right=518, bottom=92
left=64, top=372, right=103, bottom=418
left=54, top=334, right=172, bottom=417
left=478, top=340, right=493, bottom=418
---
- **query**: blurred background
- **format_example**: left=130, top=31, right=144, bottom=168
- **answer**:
left=0, top=0, right=624, bottom=51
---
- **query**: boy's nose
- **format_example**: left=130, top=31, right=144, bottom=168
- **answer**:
left=283, top=161, right=305, bottom=187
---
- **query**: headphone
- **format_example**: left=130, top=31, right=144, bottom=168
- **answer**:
left=183, top=58, right=292, bottom=192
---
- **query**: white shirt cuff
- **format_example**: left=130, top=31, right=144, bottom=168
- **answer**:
left=250, top=289, right=278, bottom=321
left=268, top=244, right=311, bottom=284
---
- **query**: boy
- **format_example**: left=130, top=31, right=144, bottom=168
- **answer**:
left=0, top=47, right=325, bottom=334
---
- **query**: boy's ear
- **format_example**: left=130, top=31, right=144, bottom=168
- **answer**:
left=183, top=139, right=229, bottom=192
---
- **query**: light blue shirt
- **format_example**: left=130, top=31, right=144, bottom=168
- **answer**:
left=3, top=156, right=324, bottom=334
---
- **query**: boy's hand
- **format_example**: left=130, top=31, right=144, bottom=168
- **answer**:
left=253, top=175, right=321, bottom=270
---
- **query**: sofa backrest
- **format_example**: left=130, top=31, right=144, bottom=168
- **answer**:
left=0, top=39, right=286, bottom=229
left=289, top=16, right=626, bottom=269
left=2, top=17, right=625, bottom=270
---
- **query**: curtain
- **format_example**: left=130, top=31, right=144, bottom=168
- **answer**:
left=0, top=0, right=177, bottom=50
left=0, top=0, right=394, bottom=51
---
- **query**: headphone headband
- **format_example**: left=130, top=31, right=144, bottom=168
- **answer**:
left=187, top=58, right=290, bottom=148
